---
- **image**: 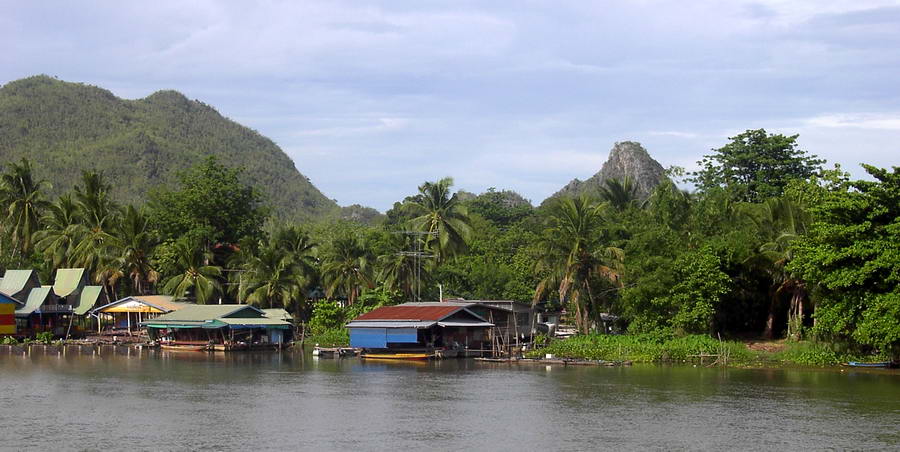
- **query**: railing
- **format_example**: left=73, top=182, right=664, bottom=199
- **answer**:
left=38, top=304, right=74, bottom=313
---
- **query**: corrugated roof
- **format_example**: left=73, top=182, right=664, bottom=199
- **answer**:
left=347, top=320, right=437, bottom=329
left=92, top=295, right=190, bottom=314
left=262, top=308, right=292, bottom=321
left=133, top=295, right=189, bottom=312
left=53, top=268, right=86, bottom=297
left=355, top=304, right=465, bottom=321
left=152, top=304, right=262, bottom=322
left=74, top=286, right=104, bottom=315
left=0, top=291, right=21, bottom=305
left=218, top=317, right=291, bottom=326
left=0, top=270, right=37, bottom=296
left=16, top=287, right=52, bottom=317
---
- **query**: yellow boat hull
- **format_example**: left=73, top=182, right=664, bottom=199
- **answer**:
left=362, top=353, right=430, bottom=360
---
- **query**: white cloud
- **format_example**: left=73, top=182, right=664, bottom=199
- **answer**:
left=804, top=113, right=900, bottom=130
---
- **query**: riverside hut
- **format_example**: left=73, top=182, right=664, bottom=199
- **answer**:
left=143, top=304, right=293, bottom=350
left=11, top=269, right=107, bottom=337
left=0, top=292, right=20, bottom=335
left=0, top=270, right=41, bottom=301
left=346, top=302, right=494, bottom=356
left=91, top=295, right=190, bottom=333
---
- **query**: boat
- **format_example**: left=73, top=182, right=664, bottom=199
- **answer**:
left=160, top=343, right=208, bottom=352
left=361, top=353, right=430, bottom=360
left=843, top=361, right=897, bottom=368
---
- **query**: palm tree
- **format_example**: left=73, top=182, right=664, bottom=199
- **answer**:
left=0, top=158, right=52, bottom=258
left=321, top=234, right=373, bottom=305
left=70, top=171, right=122, bottom=299
left=598, top=177, right=639, bottom=210
left=533, top=196, right=624, bottom=334
left=744, top=197, right=810, bottom=339
left=110, top=205, right=160, bottom=296
left=407, top=177, right=472, bottom=263
left=378, top=244, right=427, bottom=303
left=34, top=194, right=81, bottom=269
left=161, top=239, right=222, bottom=304
left=238, top=242, right=306, bottom=309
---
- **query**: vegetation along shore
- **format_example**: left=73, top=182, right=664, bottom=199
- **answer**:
left=0, top=77, right=897, bottom=367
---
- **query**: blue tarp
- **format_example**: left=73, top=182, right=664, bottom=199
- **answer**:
left=386, top=328, right=418, bottom=343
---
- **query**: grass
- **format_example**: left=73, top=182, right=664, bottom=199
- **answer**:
left=525, top=334, right=891, bottom=367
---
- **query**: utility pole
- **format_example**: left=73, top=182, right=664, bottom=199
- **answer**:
left=395, top=231, right=436, bottom=302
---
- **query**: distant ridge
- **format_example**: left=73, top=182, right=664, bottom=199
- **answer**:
left=546, top=141, right=667, bottom=203
left=0, top=75, right=339, bottom=221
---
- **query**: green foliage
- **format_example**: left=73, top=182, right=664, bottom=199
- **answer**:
left=526, top=334, right=754, bottom=363
left=664, top=247, right=731, bottom=334
left=789, top=165, right=900, bottom=352
left=148, top=156, right=266, bottom=247
left=35, top=332, right=53, bottom=344
left=464, top=188, right=534, bottom=227
left=308, top=299, right=345, bottom=335
left=307, top=328, right=350, bottom=347
left=0, top=75, right=338, bottom=221
left=691, top=129, right=824, bottom=202
left=0, top=336, right=18, bottom=345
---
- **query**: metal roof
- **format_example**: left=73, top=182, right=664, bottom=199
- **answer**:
left=262, top=308, right=292, bottom=321
left=218, top=317, right=291, bottom=326
left=91, top=295, right=189, bottom=315
left=346, top=320, right=437, bottom=329
left=151, top=304, right=264, bottom=322
left=355, top=304, right=467, bottom=322
left=0, top=291, right=22, bottom=306
left=53, top=268, right=86, bottom=297
left=16, top=287, right=52, bottom=317
left=75, top=286, right=104, bottom=315
left=0, top=270, right=37, bottom=296
left=437, top=321, right=495, bottom=327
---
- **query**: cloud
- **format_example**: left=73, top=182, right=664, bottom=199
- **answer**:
left=804, top=113, right=900, bottom=130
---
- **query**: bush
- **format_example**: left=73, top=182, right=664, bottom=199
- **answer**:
left=35, top=332, right=53, bottom=344
left=307, top=328, right=350, bottom=347
left=525, top=334, right=754, bottom=363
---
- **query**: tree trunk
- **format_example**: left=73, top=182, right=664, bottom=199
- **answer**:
left=762, top=286, right=779, bottom=339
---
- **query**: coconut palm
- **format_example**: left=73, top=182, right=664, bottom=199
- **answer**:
left=110, top=205, right=160, bottom=296
left=534, top=196, right=624, bottom=334
left=34, top=194, right=81, bottom=269
left=321, top=234, right=373, bottom=305
left=0, top=158, right=52, bottom=258
left=70, top=171, right=122, bottom=298
left=378, top=247, right=427, bottom=303
left=238, top=243, right=306, bottom=309
left=598, top=177, right=639, bottom=210
left=161, top=239, right=222, bottom=304
left=744, top=197, right=810, bottom=339
left=407, top=177, right=472, bottom=263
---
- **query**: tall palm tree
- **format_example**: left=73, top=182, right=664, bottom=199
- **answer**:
left=110, top=205, right=160, bottom=296
left=744, top=197, right=810, bottom=339
left=70, top=171, right=122, bottom=298
left=238, top=243, right=306, bottom=309
left=34, top=194, right=81, bottom=269
left=533, top=196, right=624, bottom=334
left=321, top=234, right=373, bottom=305
left=407, top=177, right=472, bottom=263
left=598, top=177, right=639, bottom=211
left=0, top=158, right=52, bottom=258
left=161, top=239, right=222, bottom=304
left=378, top=246, right=427, bottom=303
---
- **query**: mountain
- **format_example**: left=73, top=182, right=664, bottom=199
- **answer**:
left=0, top=75, right=339, bottom=221
left=546, top=141, right=667, bottom=203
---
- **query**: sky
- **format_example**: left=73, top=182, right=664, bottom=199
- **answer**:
left=2, top=1, right=899, bottom=211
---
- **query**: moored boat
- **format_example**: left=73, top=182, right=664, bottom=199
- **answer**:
left=843, top=361, right=897, bottom=368
left=362, top=353, right=430, bottom=360
left=160, top=343, right=208, bottom=352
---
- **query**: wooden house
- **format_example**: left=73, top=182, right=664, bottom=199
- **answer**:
left=143, top=304, right=293, bottom=350
left=90, top=295, right=191, bottom=333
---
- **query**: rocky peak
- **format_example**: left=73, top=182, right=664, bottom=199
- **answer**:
left=547, top=141, right=667, bottom=203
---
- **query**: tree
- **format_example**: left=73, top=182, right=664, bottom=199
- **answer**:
left=238, top=242, right=305, bottom=309
left=534, top=196, right=623, bottom=334
left=111, top=205, right=160, bottom=296
left=69, top=171, right=122, bottom=299
left=161, top=239, right=223, bottom=304
left=34, top=194, right=80, bottom=269
left=407, top=177, right=472, bottom=263
left=598, top=177, right=639, bottom=211
left=0, top=158, right=51, bottom=258
left=743, top=197, right=810, bottom=339
left=789, top=165, right=900, bottom=354
left=149, top=156, right=266, bottom=249
left=321, top=234, right=373, bottom=305
left=691, top=129, right=824, bottom=202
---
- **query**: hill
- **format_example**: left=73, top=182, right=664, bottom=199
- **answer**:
left=0, top=75, right=339, bottom=221
left=546, top=141, right=667, bottom=204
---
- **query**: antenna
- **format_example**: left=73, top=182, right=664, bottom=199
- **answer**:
left=394, top=230, right=437, bottom=302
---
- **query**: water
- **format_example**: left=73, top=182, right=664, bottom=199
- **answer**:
left=0, top=350, right=898, bottom=451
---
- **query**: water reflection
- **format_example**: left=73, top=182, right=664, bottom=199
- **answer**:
left=0, top=351, right=897, bottom=450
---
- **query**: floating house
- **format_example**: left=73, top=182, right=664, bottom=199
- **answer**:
left=90, top=295, right=191, bottom=333
left=0, top=292, right=20, bottom=335
left=143, top=304, right=293, bottom=350
left=347, top=302, right=495, bottom=355
left=7, top=268, right=107, bottom=337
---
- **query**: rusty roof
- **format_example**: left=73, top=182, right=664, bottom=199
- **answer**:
left=355, top=304, right=465, bottom=321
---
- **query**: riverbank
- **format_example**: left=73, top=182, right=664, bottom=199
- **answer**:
left=525, top=334, right=893, bottom=367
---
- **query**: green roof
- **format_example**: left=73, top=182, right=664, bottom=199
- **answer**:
left=75, top=286, right=104, bottom=315
left=262, top=308, right=293, bottom=321
left=16, top=286, right=52, bottom=317
left=218, top=317, right=291, bottom=327
left=53, top=268, right=86, bottom=297
left=151, top=304, right=261, bottom=322
left=1, top=270, right=37, bottom=296
left=145, top=304, right=290, bottom=329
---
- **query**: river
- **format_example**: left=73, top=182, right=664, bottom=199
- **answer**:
left=0, top=349, right=898, bottom=451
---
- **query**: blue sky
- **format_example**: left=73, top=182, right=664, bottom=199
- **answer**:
left=2, top=1, right=899, bottom=211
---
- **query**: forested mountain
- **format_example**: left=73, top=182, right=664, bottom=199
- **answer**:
left=0, top=75, right=338, bottom=221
